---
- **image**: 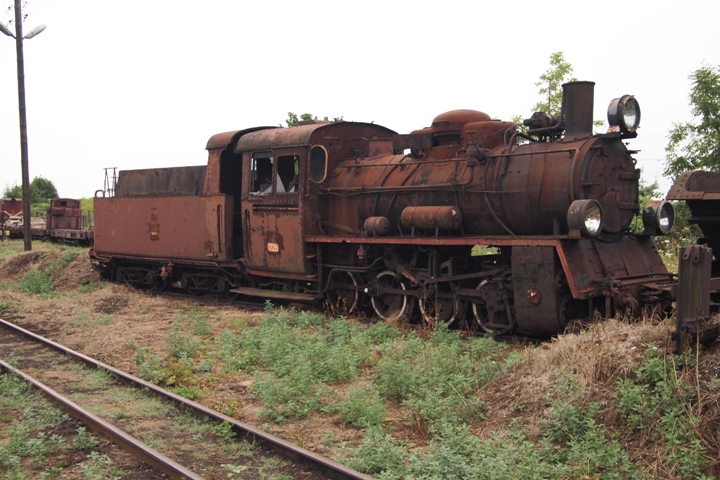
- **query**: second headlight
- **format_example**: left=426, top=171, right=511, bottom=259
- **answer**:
left=567, top=199, right=604, bottom=237
left=642, top=200, right=675, bottom=235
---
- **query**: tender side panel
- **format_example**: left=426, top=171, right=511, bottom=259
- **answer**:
left=94, top=195, right=233, bottom=262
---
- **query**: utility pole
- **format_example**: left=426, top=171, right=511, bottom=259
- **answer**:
left=14, top=0, right=32, bottom=251
left=1, top=2, right=45, bottom=250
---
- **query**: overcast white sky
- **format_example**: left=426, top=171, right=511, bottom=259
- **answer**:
left=0, top=0, right=717, bottom=199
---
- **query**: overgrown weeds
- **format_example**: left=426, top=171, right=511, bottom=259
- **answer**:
left=0, top=372, right=113, bottom=479
left=18, top=268, right=53, bottom=295
left=615, top=346, right=711, bottom=478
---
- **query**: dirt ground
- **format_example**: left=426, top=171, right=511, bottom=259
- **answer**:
left=0, top=245, right=373, bottom=458
left=1, top=242, right=719, bottom=477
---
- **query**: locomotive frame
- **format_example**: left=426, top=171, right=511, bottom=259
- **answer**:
left=90, top=82, right=678, bottom=335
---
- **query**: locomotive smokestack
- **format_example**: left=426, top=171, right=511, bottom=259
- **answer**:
left=561, top=81, right=595, bottom=139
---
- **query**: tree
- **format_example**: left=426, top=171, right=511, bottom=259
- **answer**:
left=30, top=176, right=58, bottom=203
left=3, top=184, right=22, bottom=199
left=533, top=51, right=577, bottom=117
left=663, top=64, right=720, bottom=178
left=3, top=176, right=58, bottom=202
left=286, top=112, right=343, bottom=127
left=630, top=178, right=661, bottom=233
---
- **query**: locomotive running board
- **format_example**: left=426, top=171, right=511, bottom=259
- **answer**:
left=229, top=286, right=318, bottom=302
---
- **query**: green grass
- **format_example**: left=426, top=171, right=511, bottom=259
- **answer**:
left=18, top=268, right=53, bottom=295
left=78, top=451, right=125, bottom=480
left=0, top=372, right=113, bottom=479
left=614, top=348, right=710, bottom=478
left=38, top=295, right=705, bottom=479
left=343, top=376, right=639, bottom=479
left=0, top=240, right=25, bottom=260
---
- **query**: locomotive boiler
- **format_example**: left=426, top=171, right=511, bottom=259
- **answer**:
left=90, top=81, right=676, bottom=335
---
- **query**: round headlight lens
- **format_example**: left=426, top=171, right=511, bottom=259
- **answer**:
left=642, top=200, right=675, bottom=235
left=567, top=199, right=604, bottom=237
left=607, top=95, right=641, bottom=133
left=622, top=97, right=640, bottom=131
left=584, top=202, right=603, bottom=236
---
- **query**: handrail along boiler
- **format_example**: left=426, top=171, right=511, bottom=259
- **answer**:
left=90, top=82, right=677, bottom=334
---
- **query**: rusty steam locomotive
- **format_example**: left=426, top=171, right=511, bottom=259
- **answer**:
left=90, top=81, right=678, bottom=335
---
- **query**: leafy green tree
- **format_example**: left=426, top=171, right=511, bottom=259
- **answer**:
left=630, top=178, right=660, bottom=233
left=286, top=112, right=343, bottom=127
left=3, top=176, right=58, bottom=202
left=30, top=176, right=59, bottom=203
left=516, top=51, right=603, bottom=135
left=3, top=184, right=22, bottom=198
left=663, top=64, right=720, bottom=178
left=533, top=51, right=577, bottom=117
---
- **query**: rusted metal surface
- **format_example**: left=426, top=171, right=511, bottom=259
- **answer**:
left=512, top=246, right=565, bottom=333
left=0, top=359, right=204, bottom=480
left=234, top=122, right=396, bottom=155
left=46, top=198, right=82, bottom=230
left=673, top=246, right=720, bottom=351
left=50, top=229, right=93, bottom=240
left=364, top=216, right=391, bottom=236
left=115, top=166, right=207, bottom=197
left=93, top=80, right=683, bottom=334
left=667, top=170, right=720, bottom=200
left=0, top=319, right=373, bottom=480
left=401, top=206, right=462, bottom=231
left=93, top=194, right=233, bottom=262
left=320, top=85, right=637, bottom=238
left=676, top=245, right=711, bottom=320
left=667, top=170, right=720, bottom=264
left=561, top=80, right=595, bottom=140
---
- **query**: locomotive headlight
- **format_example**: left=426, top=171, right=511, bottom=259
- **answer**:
left=642, top=200, right=675, bottom=235
left=567, top=199, right=603, bottom=237
left=607, top=95, right=641, bottom=134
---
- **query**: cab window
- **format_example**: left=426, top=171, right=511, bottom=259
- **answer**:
left=250, top=153, right=274, bottom=194
left=277, top=154, right=299, bottom=194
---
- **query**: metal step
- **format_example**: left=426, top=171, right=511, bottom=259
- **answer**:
left=229, top=286, right=318, bottom=302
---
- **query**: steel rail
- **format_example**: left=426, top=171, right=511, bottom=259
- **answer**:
left=0, top=318, right=374, bottom=480
left=0, top=358, right=204, bottom=480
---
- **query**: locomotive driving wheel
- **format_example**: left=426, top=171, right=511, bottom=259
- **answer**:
left=471, top=280, right=513, bottom=335
left=371, top=271, right=410, bottom=320
left=418, top=281, right=462, bottom=326
left=326, top=271, right=362, bottom=316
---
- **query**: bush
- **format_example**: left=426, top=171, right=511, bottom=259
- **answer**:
left=342, top=426, right=407, bottom=476
left=333, top=385, right=386, bottom=428
left=18, top=268, right=53, bottom=295
left=374, top=329, right=503, bottom=430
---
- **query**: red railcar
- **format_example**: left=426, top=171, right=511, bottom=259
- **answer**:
left=5, top=198, right=93, bottom=244
left=1, top=198, right=22, bottom=225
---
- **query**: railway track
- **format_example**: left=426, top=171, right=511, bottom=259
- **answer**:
left=0, top=318, right=373, bottom=480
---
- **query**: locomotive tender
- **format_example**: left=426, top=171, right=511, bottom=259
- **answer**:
left=90, top=81, right=677, bottom=335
